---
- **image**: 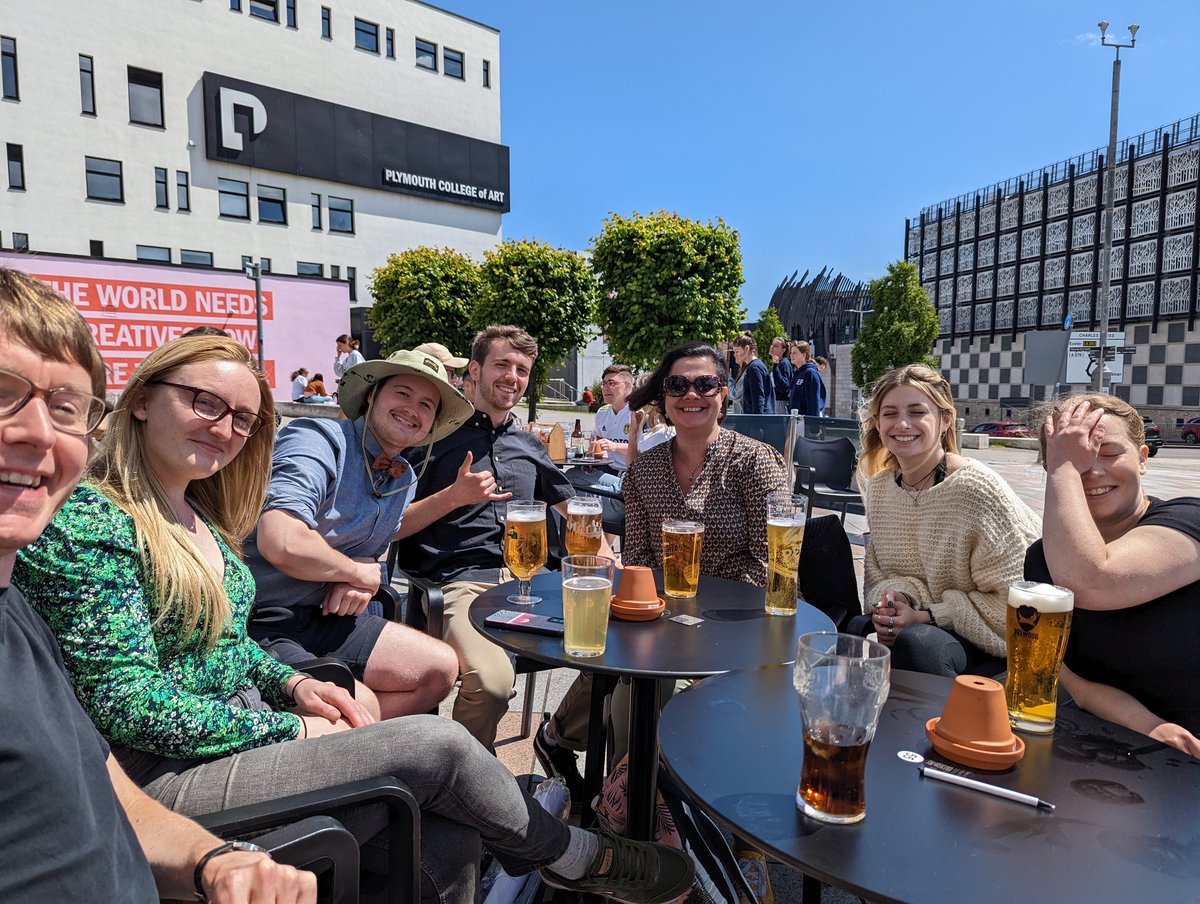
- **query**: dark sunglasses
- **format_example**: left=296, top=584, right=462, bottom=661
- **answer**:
left=663, top=375, right=725, bottom=397
left=150, top=380, right=265, bottom=437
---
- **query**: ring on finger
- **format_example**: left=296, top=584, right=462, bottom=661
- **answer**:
left=889, top=616, right=895, bottom=627
left=887, top=627, right=894, bottom=636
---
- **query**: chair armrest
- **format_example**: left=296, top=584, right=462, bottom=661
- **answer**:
left=393, top=568, right=446, bottom=638
left=374, top=583, right=402, bottom=622
left=253, top=815, right=359, bottom=904
left=292, top=657, right=355, bottom=696
left=196, top=775, right=420, bottom=904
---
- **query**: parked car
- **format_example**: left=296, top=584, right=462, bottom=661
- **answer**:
left=1180, top=416, right=1200, bottom=446
left=969, top=421, right=1030, bottom=438
left=1142, top=416, right=1162, bottom=456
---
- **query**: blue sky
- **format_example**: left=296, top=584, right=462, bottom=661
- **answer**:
left=446, top=1, right=1200, bottom=314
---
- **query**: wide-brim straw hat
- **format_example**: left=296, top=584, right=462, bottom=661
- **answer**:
left=413, top=341, right=469, bottom=370
left=338, top=349, right=473, bottom=443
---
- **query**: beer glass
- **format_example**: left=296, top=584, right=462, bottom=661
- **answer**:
left=765, top=493, right=808, bottom=616
left=1005, top=581, right=1074, bottom=734
left=793, top=632, right=890, bottom=824
left=662, top=519, right=704, bottom=598
left=504, top=501, right=547, bottom=604
left=565, top=495, right=603, bottom=555
left=562, top=554, right=616, bottom=658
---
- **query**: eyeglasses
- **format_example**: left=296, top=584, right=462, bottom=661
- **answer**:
left=601, top=379, right=630, bottom=388
left=0, top=368, right=110, bottom=435
left=150, top=380, right=265, bottom=437
left=663, top=375, right=725, bottom=397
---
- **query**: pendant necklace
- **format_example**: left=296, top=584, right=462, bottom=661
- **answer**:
left=897, top=454, right=947, bottom=506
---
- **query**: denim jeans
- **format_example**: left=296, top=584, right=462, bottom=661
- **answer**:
left=140, top=715, right=570, bottom=904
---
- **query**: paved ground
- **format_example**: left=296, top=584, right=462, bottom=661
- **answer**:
left=423, top=428, right=1200, bottom=903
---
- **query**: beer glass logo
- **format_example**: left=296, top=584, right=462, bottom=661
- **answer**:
left=507, top=524, right=518, bottom=541
left=1016, top=605, right=1041, bottom=633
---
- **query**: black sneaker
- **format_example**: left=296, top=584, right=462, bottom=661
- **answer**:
left=540, top=829, right=695, bottom=904
left=533, top=717, right=584, bottom=805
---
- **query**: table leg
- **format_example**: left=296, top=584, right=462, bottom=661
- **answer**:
left=802, top=874, right=822, bottom=902
left=581, top=674, right=616, bottom=829
left=626, top=676, right=660, bottom=841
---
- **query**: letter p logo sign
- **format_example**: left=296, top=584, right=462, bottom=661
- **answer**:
left=219, top=87, right=268, bottom=152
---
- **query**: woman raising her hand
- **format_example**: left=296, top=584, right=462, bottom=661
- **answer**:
left=1025, top=395, right=1200, bottom=757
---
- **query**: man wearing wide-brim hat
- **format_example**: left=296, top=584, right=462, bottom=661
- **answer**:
left=246, top=350, right=471, bottom=720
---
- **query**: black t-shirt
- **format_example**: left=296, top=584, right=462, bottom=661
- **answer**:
left=1024, top=496, right=1200, bottom=734
left=410, top=412, right=575, bottom=583
left=0, top=584, right=157, bottom=902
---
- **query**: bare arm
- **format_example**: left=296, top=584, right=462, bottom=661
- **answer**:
left=395, top=450, right=511, bottom=539
left=1043, top=400, right=1200, bottom=608
left=256, top=509, right=381, bottom=592
left=1059, top=665, right=1200, bottom=757
left=107, top=755, right=316, bottom=903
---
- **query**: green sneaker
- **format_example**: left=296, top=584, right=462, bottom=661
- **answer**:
left=540, top=830, right=695, bottom=904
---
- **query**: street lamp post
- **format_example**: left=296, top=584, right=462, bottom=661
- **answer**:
left=1093, top=20, right=1138, bottom=393
left=244, top=262, right=264, bottom=369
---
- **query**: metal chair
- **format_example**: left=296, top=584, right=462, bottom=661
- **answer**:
left=722, top=412, right=799, bottom=490
left=793, top=435, right=863, bottom=524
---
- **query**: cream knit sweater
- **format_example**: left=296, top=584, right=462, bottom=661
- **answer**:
left=863, top=459, right=1042, bottom=656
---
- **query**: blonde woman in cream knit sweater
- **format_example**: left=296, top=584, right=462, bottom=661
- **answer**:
left=857, top=365, right=1041, bottom=676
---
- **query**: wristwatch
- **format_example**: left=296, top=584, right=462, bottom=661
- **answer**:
left=194, top=840, right=268, bottom=901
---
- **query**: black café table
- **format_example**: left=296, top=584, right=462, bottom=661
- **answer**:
left=469, top=571, right=834, bottom=840
left=660, top=665, right=1200, bottom=904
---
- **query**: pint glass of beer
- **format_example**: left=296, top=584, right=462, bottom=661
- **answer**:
left=565, top=496, right=604, bottom=555
left=562, top=554, right=616, bottom=657
left=765, top=493, right=808, bottom=615
left=504, top=501, right=548, bottom=604
left=793, top=633, right=890, bottom=824
left=662, top=519, right=704, bottom=598
left=1005, top=581, right=1074, bottom=734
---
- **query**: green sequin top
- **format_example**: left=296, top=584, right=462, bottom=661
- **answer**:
left=15, top=483, right=302, bottom=758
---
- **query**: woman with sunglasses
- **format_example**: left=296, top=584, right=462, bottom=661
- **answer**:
left=15, top=333, right=695, bottom=903
left=623, top=342, right=787, bottom=584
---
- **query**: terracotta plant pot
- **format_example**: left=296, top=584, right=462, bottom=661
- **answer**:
left=613, top=566, right=659, bottom=605
left=925, top=675, right=1025, bottom=770
left=591, top=439, right=606, bottom=458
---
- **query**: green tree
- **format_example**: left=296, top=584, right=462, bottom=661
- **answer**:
left=591, top=211, right=745, bottom=371
left=367, top=247, right=480, bottom=357
left=850, top=260, right=940, bottom=391
left=474, top=239, right=597, bottom=420
left=754, top=306, right=788, bottom=369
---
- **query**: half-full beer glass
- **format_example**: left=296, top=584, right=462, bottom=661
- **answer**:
left=662, top=519, right=704, bottom=598
left=565, top=496, right=603, bottom=555
left=765, top=493, right=808, bottom=615
left=793, top=632, right=890, bottom=824
left=1005, top=581, right=1074, bottom=734
left=562, top=554, right=616, bottom=657
left=504, top=501, right=547, bottom=604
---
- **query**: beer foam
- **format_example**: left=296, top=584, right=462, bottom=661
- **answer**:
left=568, top=498, right=601, bottom=513
left=768, top=517, right=805, bottom=528
left=663, top=520, right=703, bottom=533
left=507, top=511, right=545, bottom=523
left=1008, top=582, right=1073, bottom=612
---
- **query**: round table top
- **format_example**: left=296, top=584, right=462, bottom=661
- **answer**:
left=659, top=665, right=1200, bottom=904
left=469, top=570, right=835, bottom=679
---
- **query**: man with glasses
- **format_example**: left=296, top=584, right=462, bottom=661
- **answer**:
left=567, top=364, right=634, bottom=531
left=246, top=350, right=467, bottom=722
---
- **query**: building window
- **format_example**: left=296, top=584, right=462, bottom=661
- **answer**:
left=257, top=184, right=287, bottom=224
left=6, top=144, right=24, bottom=190
left=328, top=196, right=354, bottom=233
left=249, top=0, right=278, bottom=22
left=136, top=245, right=171, bottom=263
left=311, top=192, right=322, bottom=229
left=482, top=59, right=491, bottom=88
left=154, top=167, right=169, bottom=209
left=260, top=257, right=271, bottom=273
left=90, top=240, right=104, bottom=257
left=330, top=264, right=340, bottom=279
left=79, top=55, right=96, bottom=115
left=321, top=6, right=331, bottom=37
left=85, top=156, right=124, bottom=202
left=176, top=170, right=190, bottom=211
left=386, top=28, right=395, bottom=59
left=230, top=0, right=242, bottom=10
left=355, top=18, right=379, bottom=53
left=180, top=249, right=214, bottom=267
left=285, top=0, right=296, bottom=28
left=127, top=67, right=164, bottom=128
left=241, top=254, right=253, bottom=270
left=347, top=266, right=357, bottom=301
left=297, top=261, right=324, bottom=277
left=218, top=177, right=250, bottom=218
left=1, top=37, right=18, bottom=101
left=12, top=233, right=28, bottom=252
left=415, top=38, right=437, bottom=71
left=443, top=48, right=464, bottom=80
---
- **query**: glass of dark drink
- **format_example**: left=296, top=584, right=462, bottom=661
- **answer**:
left=793, top=632, right=891, bottom=824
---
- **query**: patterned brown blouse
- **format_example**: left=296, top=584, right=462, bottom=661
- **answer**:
left=623, top=428, right=788, bottom=586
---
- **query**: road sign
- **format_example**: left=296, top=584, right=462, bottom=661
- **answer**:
left=1115, top=346, right=1137, bottom=355
left=1066, top=331, right=1125, bottom=384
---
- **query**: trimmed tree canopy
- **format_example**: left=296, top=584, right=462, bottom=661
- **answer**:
left=367, top=247, right=480, bottom=358
left=850, top=260, right=940, bottom=391
left=755, top=306, right=788, bottom=368
left=591, top=210, right=745, bottom=371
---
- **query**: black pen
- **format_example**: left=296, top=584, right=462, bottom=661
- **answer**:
left=919, top=765, right=1055, bottom=810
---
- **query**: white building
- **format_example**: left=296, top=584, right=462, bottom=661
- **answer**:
left=0, top=0, right=506, bottom=325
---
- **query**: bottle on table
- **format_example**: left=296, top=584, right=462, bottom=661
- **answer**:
left=572, top=418, right=585, bottom=457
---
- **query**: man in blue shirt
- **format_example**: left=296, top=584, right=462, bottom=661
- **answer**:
left=768, top=336, right=793, bottom=413
left=733, top=334, right=772, bottom=415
